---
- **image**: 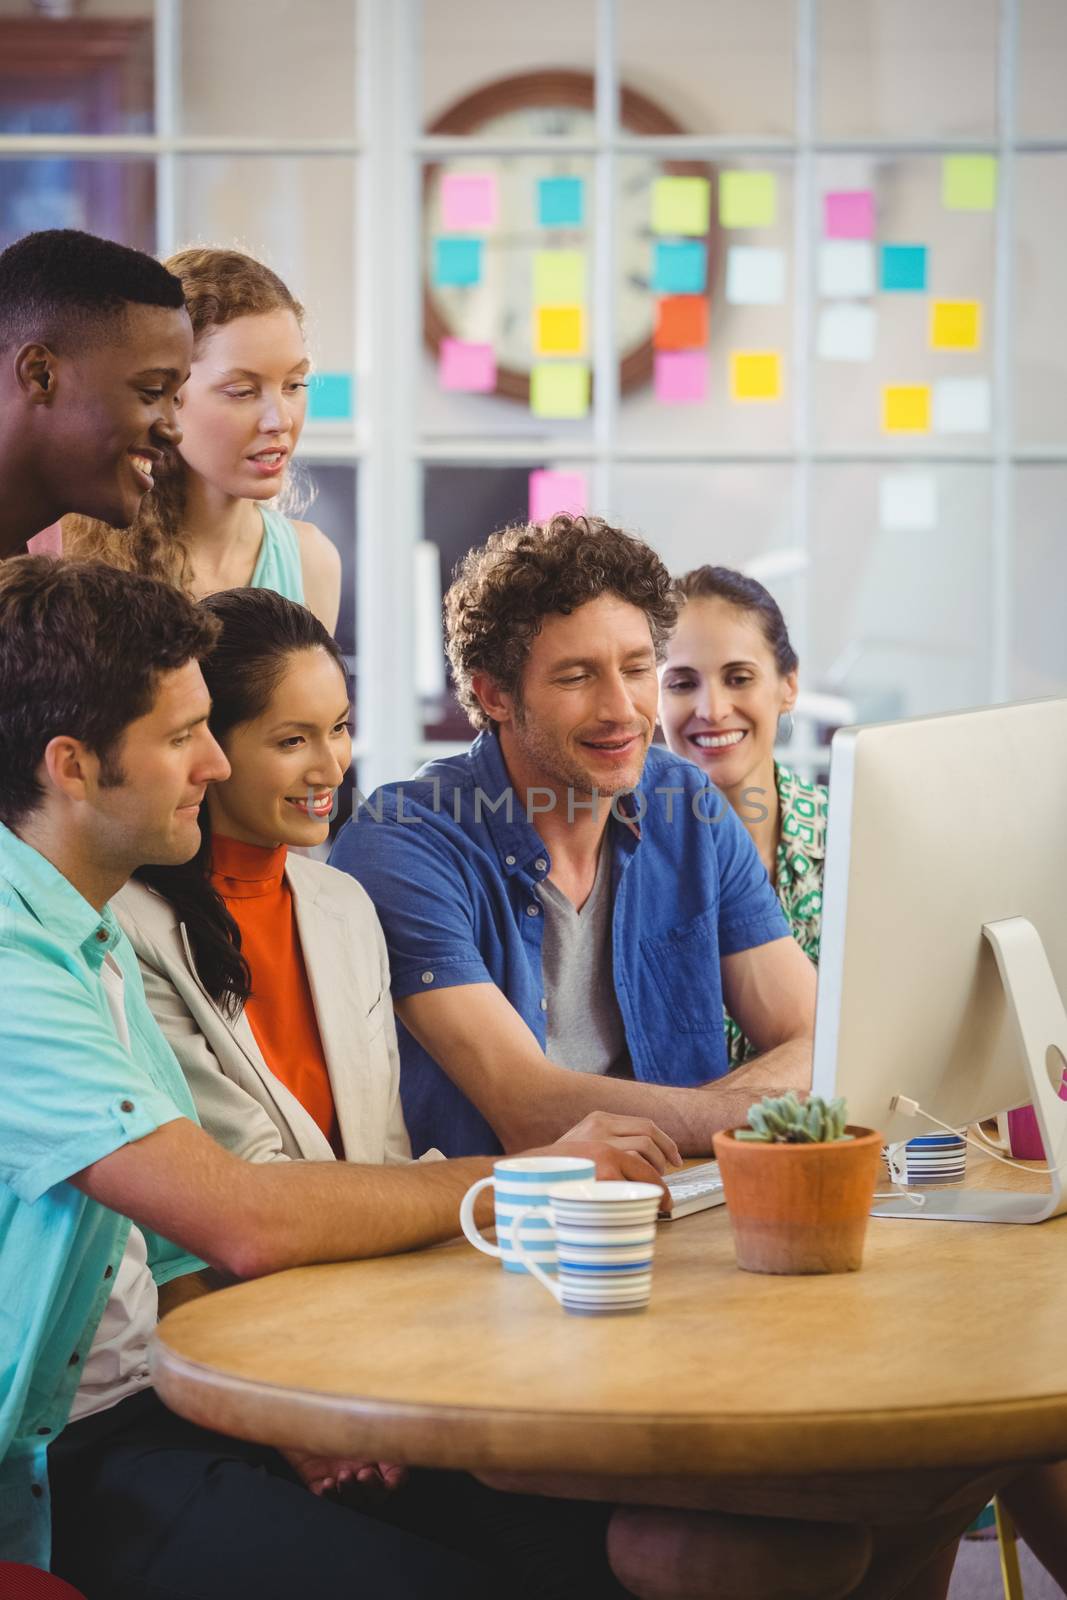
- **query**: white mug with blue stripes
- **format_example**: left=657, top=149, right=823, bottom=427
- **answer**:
left=510, top=1181, right=662, bottom=1315
left=459, top=1156, right=596, bottom=1274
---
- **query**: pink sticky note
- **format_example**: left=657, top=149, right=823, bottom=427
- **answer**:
left=438, top=339, right=496, bottom=393
left=654, top=350, right=707, bottom=405
left=824, top=190, right=875, bottom=240
left=441, top=173, right=498, bottom=231
left=529, top=470, right=588, bottom=523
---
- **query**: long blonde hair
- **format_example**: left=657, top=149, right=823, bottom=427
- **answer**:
left=63, top=247, right=305, bottom=585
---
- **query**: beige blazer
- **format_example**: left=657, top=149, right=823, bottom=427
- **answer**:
left=113, top=855, right=418, bottom=1167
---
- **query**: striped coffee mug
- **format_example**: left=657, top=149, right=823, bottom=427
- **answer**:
left=459, top=1156, right=595, bottom=1275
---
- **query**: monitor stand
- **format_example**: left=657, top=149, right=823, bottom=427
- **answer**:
left=872, top=916, right=1067, bottom=1225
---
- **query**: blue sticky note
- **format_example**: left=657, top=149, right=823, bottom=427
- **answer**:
left=307, top=372, right=353, bottom=422
left=880, top=244, right=927, bottom=293
left=538, top=176, right=585, bottom=227
left=433, top=236, right=483, bottom=287
left=651, top=240, right=708, bottom=295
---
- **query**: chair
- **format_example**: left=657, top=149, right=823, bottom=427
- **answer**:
left=994, top=1497, right=1025, bottom=1600
left=0, top=1565, right=87, bottom=1599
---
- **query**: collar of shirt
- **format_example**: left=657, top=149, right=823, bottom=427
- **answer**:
left=0, top=821, right=121, bottom=968
left=466, top=730, right=646, bottom=880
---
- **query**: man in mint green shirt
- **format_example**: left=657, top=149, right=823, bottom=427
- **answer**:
left=0, top=559, right=652, bottom=1594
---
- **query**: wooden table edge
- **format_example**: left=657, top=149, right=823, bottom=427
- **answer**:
left=151, top=1333, right=1067, bottom=1479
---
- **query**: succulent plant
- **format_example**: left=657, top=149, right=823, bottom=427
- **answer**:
left=734, top=1091, right=852, bottom=1145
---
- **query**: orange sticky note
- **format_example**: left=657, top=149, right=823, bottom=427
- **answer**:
left=654, top=295, right=709, bottom=351
left=882, top=385, right=932, bottom=433
left=730, top=350, right=782, bottom=402
left=535, top=305, right=584, bottom=356
left=930, top=300, right=981, bottom=352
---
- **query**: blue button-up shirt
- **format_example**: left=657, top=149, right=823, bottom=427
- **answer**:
left=330, top=733, right=788, bottom=1158
left=0, top=825, right=202, bottom=1569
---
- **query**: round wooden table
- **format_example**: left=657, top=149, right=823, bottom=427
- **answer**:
left=153, top=1159, right=1067, bottom=1485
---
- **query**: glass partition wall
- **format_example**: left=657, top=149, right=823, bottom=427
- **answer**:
left=2, top=0, right=1065, bottom=796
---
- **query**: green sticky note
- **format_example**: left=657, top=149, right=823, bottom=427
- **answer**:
left=719, top=170, right=777, bottom=230
left=529, top=362, right=590, bottom=419
left=942, top=155, right=997, bottom=211
left=651, top=176, right=711, bottom=237
left=533, top=250, right=586, bottom=305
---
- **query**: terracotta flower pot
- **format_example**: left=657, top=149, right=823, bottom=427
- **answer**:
left=711, top=1126, right=884, bottom=1275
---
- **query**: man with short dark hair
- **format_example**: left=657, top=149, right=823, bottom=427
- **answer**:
left=0, top=229, right=191, bottom=556
left=0, top=557, right=650, bottom=1593
left=331, top=515, right=817, bottom=1159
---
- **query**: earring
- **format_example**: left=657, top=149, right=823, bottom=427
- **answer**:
left=777, top=710, right=795, bottom=742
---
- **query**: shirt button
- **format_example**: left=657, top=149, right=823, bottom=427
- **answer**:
left=120, top=1099, right=135, bottom=1113
left=104, top=1265, right=113, bottom=1280
left=505, top=854, right=516, bottom=866
left=540, top=998, right=548, bottom=1011
left=420, top=971, right=434, bottom=985
left=534, top=858, right=548, bottom=872
left=95, top=929, right=108, bottom=942
left=31, top=1484, right=43, bottom=1500
left=69, top=1352, right=80, bottom=1366
left=526, top=904, right=540, bottom=917
left=36, top=1426, right=50, bottom=1436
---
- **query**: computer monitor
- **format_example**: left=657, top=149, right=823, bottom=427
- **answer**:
left=811, top=697, right=1067, bottom=1223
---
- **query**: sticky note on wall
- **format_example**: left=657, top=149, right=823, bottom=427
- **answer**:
left=538, top=176, right=584, bottom=227
left=930, top=300, right=982, bottom=351
left=307, top=372, right=354, bottom=421
left=529, top=469, right=588, bottom=522
left=880, top=473, right=938, bottom=532
left=652, top=241, right=707, bottom=294
left=818, top=242, right=874, bottom=299
left=730, top=351, right=782, bottom=402
left=882, top=385, right=931, bottom=433
left=880, top=245, right=927, bottom=293
left=942, top=155, right=997, bottom=211
left=433, top=237, right=483, bottom=287
left=725, top=247, right=785, bottom=305
left=653, top=295, right=709, bottom=350
left=441, top=172, right=498, bottom=230
left=816, top=304, right=877, bottom=362
left=718, top=171, right=777, bottom=230
left=824, top=190, right=875, bottom=240
left=654, top=350, right=707, bottom=405
left=651, top=176, right=711, bottom=236
left=439, top=339, right=496, bottom=393
left=933, top=377, right=991, bottom=434
left=533, top=250, right=586, bottom=304
left=530, top=363, right=590, bottom=419
left=535, top=305, right=585, bottom=356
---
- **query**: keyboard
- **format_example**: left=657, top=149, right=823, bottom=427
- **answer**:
left=661, top=1160, right=726, bottom=1220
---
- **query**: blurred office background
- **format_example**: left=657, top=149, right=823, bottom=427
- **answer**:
left=1, top=0, right=1065, bottom=790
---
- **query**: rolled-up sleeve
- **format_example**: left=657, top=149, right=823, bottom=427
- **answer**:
left=0, top=943, right=187, bottom=1205
left=330, top=817, right=493, bottom=1000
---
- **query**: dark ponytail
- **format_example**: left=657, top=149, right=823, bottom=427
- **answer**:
left=672, top=565, right=798, bottom=676
left=135, top=588, right=346, bottom=1016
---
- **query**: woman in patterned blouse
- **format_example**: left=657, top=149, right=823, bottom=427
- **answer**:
left=658, top=565, right=827, bottom=1065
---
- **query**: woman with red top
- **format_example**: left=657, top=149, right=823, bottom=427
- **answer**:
left=113, top=588, right=632, bottom=1600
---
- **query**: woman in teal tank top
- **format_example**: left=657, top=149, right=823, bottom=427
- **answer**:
left=64, top=247, right=340, bottom=633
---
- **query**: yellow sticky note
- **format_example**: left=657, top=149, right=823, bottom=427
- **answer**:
left=535, top=305, right=584, bottom=356
left=533, top=250, right=586, bottom=305
left=651, top=176, right=711, bottom=237
left=730, top=350, right=782, bottom=402
left=942, top=155, right=997, bottom=212
left=930, top=300, right=981, bottom=352
left=530, top=362, right=590, bottom=419
left=719, top=171, right=777, bottom=230
left=882, top=385, right=932, bottom=433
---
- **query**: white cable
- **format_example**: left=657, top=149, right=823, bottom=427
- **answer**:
left=872, top=1189, right=927, bottom=1209
left=889, top=1095, right=1067, bottom=1177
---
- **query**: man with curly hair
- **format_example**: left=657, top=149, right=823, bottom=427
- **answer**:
left=331, top=515, right=816, bottom=1160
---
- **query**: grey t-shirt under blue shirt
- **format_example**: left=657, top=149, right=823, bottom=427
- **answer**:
left=536, top=839, right=632, bottom=1078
